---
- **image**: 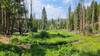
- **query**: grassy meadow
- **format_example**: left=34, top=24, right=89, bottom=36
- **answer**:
left=0, top=0, right=100, bottom=56
left=0, top=30, right=100, bottom=56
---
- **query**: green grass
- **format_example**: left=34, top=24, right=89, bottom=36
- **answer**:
left=32, top=30, right=80, bottom=44
left=0, top=30, right=100, bottom=56
left=73, top=36, right=100, bottom=52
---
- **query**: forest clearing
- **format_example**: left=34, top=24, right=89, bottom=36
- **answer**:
left=0, top=30, right=100, bottom=56
left=0, top=0, right=100, bottom=56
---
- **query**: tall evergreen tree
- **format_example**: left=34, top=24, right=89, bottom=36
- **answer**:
left=42, top=7, right=47, bottom=30
left=68, top=6, right=71, bottom=31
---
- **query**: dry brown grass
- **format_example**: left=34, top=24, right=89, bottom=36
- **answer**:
left=0, top=35, right=10, bottom=44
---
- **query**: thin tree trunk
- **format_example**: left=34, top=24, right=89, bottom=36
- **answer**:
left=1, top=7, right=3, bottom=34
left=92, top=0, right=95, bottom=33
left=4, top=10, right=7, bottom=35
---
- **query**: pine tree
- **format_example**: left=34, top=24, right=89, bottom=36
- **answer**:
left=42, top=7, right=47, bottom=30
left=68, top=6, right=71, bottom=31
left=0, top=0, right=27, bottom=35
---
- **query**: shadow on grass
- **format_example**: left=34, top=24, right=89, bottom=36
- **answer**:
left=49, top=33, right=71, bottom=38
left=0, top=43, right=28, bottom=56
left=30, top=44, right=45, bottom=56
left=33, top=31, right=72, bottom=38
left=0, top=43, right=45, bottom=56
left=0, top=43, right=100, bottom=56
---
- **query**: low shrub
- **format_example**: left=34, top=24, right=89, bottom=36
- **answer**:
left=39, top=31, right=49, bottom=38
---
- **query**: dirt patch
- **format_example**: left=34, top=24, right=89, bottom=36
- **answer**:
left=0, top=35, right=10, bottom=44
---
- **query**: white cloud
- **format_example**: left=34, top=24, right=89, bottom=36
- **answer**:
left=25, top=0, right=44, bottom=18
left=25, top=0, right=66, bottom=19
left=32, top=0, right=44, bottom=18
left=45, top=5, right=66, bottom=19
left=84, top=2, right=91, bottom=8
left=63, top=0, right=71, bottom=4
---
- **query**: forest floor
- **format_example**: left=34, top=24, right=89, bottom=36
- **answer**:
left=0, top=30, right=100, bottom=56
left=0, top=35, right=10, bottom=44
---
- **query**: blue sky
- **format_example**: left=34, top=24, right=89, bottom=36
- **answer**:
left=25, top=0, right=100, bottom=19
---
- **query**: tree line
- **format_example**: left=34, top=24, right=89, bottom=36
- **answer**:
left=0, top=0, right=28, bottom=35
left=33, top=0, right=100, bottom=35
left=67, top=0, right=100, bottom=35
left=0, top=0, right=100, bottom=35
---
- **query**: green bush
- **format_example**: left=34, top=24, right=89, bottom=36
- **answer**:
left=39, top=31, right=49, bottom=38
left=32, top=31, right=49, bottom=38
